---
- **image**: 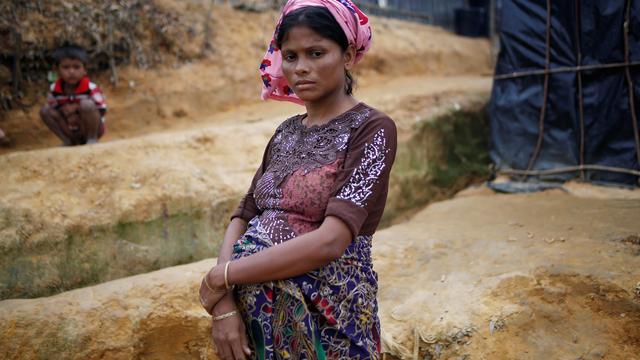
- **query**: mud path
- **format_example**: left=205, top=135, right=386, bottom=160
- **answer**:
left=0, top=72, right=490, bottom=155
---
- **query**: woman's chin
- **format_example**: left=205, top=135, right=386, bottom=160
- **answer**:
left=295, top=93, right=319, bottom=103
left=295, top=89, right=336, bottom=104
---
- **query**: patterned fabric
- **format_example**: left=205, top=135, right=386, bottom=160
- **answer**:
left=233, top=218, right=380, bottom=359
left=337, top=128, right=389, bottom=207
left=266, top=107, right=370, bottom=186
left=260, top=0, right=373, bottom=104
left=47, top=76, right=108, bottom=121
left=231, top=103, right=397, bottom=359
left=233, top=103, right=398, bottom=237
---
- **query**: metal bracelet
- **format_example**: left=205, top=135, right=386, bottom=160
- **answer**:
left=224, top=261, right=233, bottom=290
left=212, top=310, right=238, bottom=321
left=203, top=273, right=226, bottom=294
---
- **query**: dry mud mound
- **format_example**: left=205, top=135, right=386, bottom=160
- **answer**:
left=1, top=187, right=638, bottom=359
left=0, top=260, right=217, bottom=360
left=376, top=188, right=640, bottom=359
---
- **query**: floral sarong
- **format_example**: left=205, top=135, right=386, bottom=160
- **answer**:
left=232, top=217, right=381, bottom=360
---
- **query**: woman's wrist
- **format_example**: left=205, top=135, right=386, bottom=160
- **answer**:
left=206, top=264, right=226, bottom=291
left=216, top=253, right=231, bottom=266
left=212, top=292, right=237, bottom=316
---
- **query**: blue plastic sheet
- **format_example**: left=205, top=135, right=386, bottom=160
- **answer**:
left=489, top=0, right=640, bottom=186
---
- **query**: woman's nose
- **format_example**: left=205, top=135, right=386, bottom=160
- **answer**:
left=294, top=57, right=310, bottom=75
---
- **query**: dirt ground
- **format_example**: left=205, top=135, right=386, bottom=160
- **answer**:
left=0, top=184, right=637, bottom=360
left=2, top=3, right=639, bottom=360
left=376, top=185, right=640, bottom=360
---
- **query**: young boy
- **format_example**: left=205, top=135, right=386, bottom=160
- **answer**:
left=40, top=44, right=107, bottom=146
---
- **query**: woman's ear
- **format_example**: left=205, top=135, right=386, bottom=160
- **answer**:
left=344, top=44, right=356, bottom=71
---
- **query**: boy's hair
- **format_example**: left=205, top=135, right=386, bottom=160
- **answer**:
left=52, top=44, right=89, bottom=66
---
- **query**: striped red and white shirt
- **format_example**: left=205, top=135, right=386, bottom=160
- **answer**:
left=47, top=76, right=107, bottom=122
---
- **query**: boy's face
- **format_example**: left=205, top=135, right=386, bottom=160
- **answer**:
left=57, top=58, right=86, bottom=85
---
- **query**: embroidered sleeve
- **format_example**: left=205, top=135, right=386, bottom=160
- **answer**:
left=336, top=128, right=389, bottom=207
left=230, top=134, right=276, bottom=222
left=325, top=115, right=397, bottom=238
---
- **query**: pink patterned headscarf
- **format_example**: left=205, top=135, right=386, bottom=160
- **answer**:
left=259, top=0, right=372, bottom=105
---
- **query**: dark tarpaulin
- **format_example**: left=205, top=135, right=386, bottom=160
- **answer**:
left=489, top=0, right=640, bottom=186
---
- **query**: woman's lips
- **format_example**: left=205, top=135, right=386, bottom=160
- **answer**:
left=295, top=80, right=316, bottom=90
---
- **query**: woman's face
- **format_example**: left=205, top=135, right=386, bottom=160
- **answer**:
left=280, top=26, right=354, bottom=103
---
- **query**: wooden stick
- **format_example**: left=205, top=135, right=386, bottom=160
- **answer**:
left=10, top=3, right=21, bottom=99
left=107, top=11, right=118, bottom=87
left=623, top=0, right=640, bottom=170
left=201, top=0, right=215, bottom=56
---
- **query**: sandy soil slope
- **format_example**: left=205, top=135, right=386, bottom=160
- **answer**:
left=1, top=186, right=638, bottom=360
left=376, top=186, right=640, bottom=359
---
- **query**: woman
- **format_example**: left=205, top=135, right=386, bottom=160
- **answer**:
left=199, top=1, right=397, bottom=359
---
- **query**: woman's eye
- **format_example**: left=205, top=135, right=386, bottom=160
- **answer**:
left=284, top=54, right=296, bottom=62
left=311, top=51, right=323, bottom=57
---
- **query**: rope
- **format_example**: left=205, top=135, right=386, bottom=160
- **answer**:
left=499, top=164, right=640, bottom=177
left=493, top=61, right=640, bottom=80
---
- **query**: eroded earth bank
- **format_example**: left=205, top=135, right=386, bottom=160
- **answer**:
left=1, top=3, right=639, bottom=360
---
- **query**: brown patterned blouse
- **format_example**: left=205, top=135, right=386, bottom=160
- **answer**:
left=231, top=102, right=397, bottom=242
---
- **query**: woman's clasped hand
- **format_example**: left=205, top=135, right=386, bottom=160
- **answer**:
left=199, top=261, right=234, bottom=314
left=199, top=262, right=252, bottom=359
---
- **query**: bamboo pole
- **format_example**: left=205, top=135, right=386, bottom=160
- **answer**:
left=202, top=0, right=215, bottom=56
left=107, top=11, right=118, bottom=87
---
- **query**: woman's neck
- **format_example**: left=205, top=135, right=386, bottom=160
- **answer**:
left=303, top=92, right=359, bottom=127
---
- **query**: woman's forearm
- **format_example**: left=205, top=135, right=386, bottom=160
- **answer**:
left=223, top=216, right=352, bottom=286
left=211, top=217, right=248, bottom=313
left=217, top=217, right=248, bottom=264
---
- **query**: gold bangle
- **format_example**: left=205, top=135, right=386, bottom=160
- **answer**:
left=203, top=272, right=225, bottom=294
left=224, top=261, right=233, bottom=290
left=212, top=310, right=238, bottom=321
